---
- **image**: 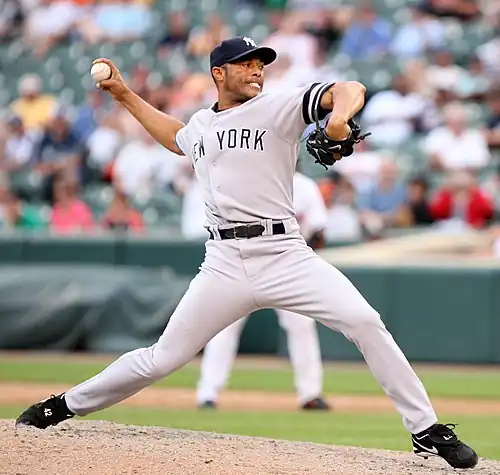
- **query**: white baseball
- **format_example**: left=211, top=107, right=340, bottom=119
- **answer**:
left=90, top=62, right=112, bottom=83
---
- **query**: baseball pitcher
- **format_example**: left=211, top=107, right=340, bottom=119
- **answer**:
left=196, top=170, right=330, bottom=411
left=16, top=36, right=478, bottom=470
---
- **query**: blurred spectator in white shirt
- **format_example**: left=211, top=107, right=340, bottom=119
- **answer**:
left=293, top=169, right=329, bottom=246
left=86, top=112, right=123, bottom=170
left=24, top=0, right=81, bottom=58
left=424, top=101, right=491, bottom=172
left=456, top=54, right=493, bottom=100
left=426, top=48, right=469, bottom=98
left=1, top=114, right=39, bottom=171
left=332, top=140, right=383, bottom=194
left=324, top=176, right=362, bottom=243
left=175, top=163, right=207, bottom=240
left=263, top=12, right=318, bottom=71
left=361, top=73, right=439, bottom=147
left=338, top=3, right=392, bottom=60
left=476, top=38, right=500, bottom=81
left=479, top=0, right=500, bottom=26
left=112, top=128, right=184, bottom=198
left=390, top=6, right=445, bottom=58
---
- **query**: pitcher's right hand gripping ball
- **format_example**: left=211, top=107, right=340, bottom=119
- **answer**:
left=89, top=58, right=129, bottom=102
left=305, top=119, right=371, bottom=169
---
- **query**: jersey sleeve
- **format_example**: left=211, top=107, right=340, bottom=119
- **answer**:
left=270, top=82, right=335, bottom=142
left=174, top=125, right=191, bottom=157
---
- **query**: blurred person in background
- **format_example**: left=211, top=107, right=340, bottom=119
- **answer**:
left=324, top=175, right=363, bottom=243
left=357, top=157, right=407, bottom=237
left=157, top=11, right=190, bottom=58
left=425, top=48, right=468, bottom=98
left=390, top=5, right=445, bottom=59
left=176, top=162, right=207, bottom=240
left=338, top=2, right=392, bottom=60
left=476, top=37, right=500, bottom=81
left=481, top=166, right=500, bottom=220
left=111, top=127, right=183, bottom=199
left=303, top=7, right=352, bottom=53
left=430, top=170, right=493, bottom=229
left=23, top=0, right=82, bottom=58
left=2, top=190, right=48, bottom=230
left=456, top=54, right=493, bottom=101
left=478, top=0, right=500, bottom=26
left=167, top=73, right=215, bottom=122
left=263, top=12, right=318, bottom=71
left=186, top=13, right=231, bottom=58
left=100, top=181, right=144, bottom=233
left=361, top=73, right=439, bottom=147
left=394, top=175, right=435, bottom=227
left=32, top=105, right=87, bottom=203
left=0, top=0, right=25, bottom=42
left=50, top=174, right=94, bottom=234
left=1, top=114, right=39, bottom=172
left=423, top=101, right=491, bottom=172
left=72, top=88, right=110, bottom=143
left=85, top=110, right=123, bottom=174
left=418, top=0, right=480, bottom=21
left=482, top=90, right=500, bottom=149
left=76, top=0, right=152, bottom=45
left=10, top=74, right=57, bottom=131
left=146, top=83, right=172, bottom=114
left=331, top=139, right=383, bottom=194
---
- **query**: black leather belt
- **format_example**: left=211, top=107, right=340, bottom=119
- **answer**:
left=209, top=222, right=286, bottom=240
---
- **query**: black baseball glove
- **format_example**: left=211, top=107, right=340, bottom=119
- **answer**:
left=304, top=118, right=371, bottom=170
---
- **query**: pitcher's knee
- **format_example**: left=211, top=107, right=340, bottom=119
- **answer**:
left=149, top=344, right=188, bottom=380
left=349, top=306, right=384, bottom=333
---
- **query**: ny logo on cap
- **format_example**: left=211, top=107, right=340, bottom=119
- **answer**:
left=242, top=37, right=257, bottom=47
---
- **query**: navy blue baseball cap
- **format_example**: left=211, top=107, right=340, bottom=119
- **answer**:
left=210, top=36, right=277, bottom=69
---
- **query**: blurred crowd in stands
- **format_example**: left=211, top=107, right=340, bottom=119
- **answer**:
left=0, top=0, right=499, bottom=248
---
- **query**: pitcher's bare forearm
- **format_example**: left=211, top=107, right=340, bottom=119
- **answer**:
left=119, top=90, right=185, bottom=155
left=321, top=82, right=366, bottom=140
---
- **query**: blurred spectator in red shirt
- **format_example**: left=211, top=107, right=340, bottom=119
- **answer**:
left=430, top=171, right=494, bottom=228
left=101, top=183, right=144, bottom=233
left=50, top=176, right=94, bottom=234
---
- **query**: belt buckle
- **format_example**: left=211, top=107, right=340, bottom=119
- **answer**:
left=232, top=225, right=248, bottom=239
left=232, top=224, right=265, bottom=239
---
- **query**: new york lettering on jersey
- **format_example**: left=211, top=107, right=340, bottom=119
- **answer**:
left=216, top=128, right=268, bottom=152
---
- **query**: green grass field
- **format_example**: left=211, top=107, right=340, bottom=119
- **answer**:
left=2, top=359, right=500, bottom=399
left=1, top=356, right=499, bottom=459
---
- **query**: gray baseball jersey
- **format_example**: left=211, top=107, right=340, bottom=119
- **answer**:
left=174, top=82, right=333, bottom=226
left=63, top=79, right=439, bottom=438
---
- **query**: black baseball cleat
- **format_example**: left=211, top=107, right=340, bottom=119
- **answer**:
left=301, top=397, right=331, bottom=411
left=15, top=393, right=75, bottom=429
left=412, top=423, right=478, bottom=469
left=198, top=400, right=217, bottom=410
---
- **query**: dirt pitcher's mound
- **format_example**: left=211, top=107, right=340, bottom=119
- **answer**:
left=0, top=420, right=496, bottom=475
